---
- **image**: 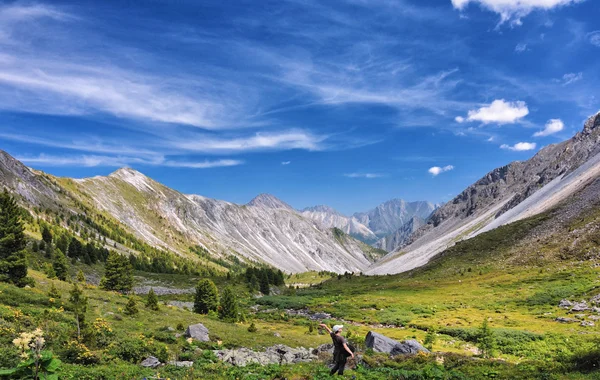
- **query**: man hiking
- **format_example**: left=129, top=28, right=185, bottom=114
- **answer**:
left=319, top=323, right=354, bottom=375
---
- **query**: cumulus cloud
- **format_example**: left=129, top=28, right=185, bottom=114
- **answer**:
left=588, top=31, right=600, bottom=47
left=428, top=165, right=454, bottom=176
left=457, top=99, right=529, bottom=124
left=281, top=161, right=291, bottom=165
left=500, top=142, right=537, bottom=151
left=451, top=0, right=584, bottom=25
left=533, top=119, right=564, bottom=137
left=514, top=43, right=527, bottom=53
left=344, top=173, right=385, bottom=179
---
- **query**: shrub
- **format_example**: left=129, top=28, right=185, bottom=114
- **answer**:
left=248, top=322, right=257, bottom=333
left=124, top=297, right=139, bottom=316
left=63, top=340, right=100, bottom=365
left=145, top=288, right=159, bottom=311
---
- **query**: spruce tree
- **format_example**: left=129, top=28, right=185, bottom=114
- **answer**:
left=218, top=286, right=238, bottom=321
left=146, top=288, right=159, bottom=311
left=41, top=225, right=53, bottom=245
left=67, top=238, right=83, bottom=259
left=477, top=318, right=495, bottom=358
left=124, top=297, right=139, bottom=316
left=69, top=284, right=88, bottom=340
left=259, top=271, right=270, bottom=295
left=48, top=282, right=61, bottom=299
left=101, top=251, right=133, bottom=292
left=0, top=189, right=30, bottom=287
left=76, top=269, right=86, bottom=283
left=53, top=248, right=69, bottom=281
left=194, top=279, right=218, bottom=314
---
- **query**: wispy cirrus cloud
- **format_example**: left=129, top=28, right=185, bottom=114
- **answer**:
left=451, top=0, right=584, bottom=26
left=344, top=173, right=386, bottom=179
left=500, top=142, right=537, bottom=151
left=456, top=99, right=529, bottom=125
left=16, top=153, right=243, bottom=169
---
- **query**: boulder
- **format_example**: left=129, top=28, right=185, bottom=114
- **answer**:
left=185, top=323, right=210, bottom=342
left=590, top=294, right=600, bottom=304
left=559, top=299, right=573, bottom=309
left=312, top=343, right=334, bottom=356
left=571, top=301, right=589, bottom=312
left=581, top=321, right=595, bottom=327
left=215, top=344, right=317, bottom=367
left=556, top=317, right=578, bottom=323
left=168, top=361, right=194, bottom=367
left=140, top=356, right=161, bottom=368
left=365, top=331, right=429, bottom=355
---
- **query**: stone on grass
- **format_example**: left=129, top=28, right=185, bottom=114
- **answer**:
left=571, top=301, right=589, bottom=312
left=559, top=299, right=573, bottom=309
left=365, top=331, right=429, bottom=355
left=556, top=317, right=578, bottom=323
left=141, top=356, right=161, bottom=368
left=168, top=361, right=194, bottom=367
left=185, top=323, right=210, bottom=342
left=215, top=344, right=316, bottom=367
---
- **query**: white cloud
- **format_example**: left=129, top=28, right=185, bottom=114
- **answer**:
left=487, top=136, right=495, bottom=142
left=16, top=153, right=243, bottom=169
left=500, top=142, right=537, bottom=151
left=344, top=173, right=385, bottom=179
left=514, top=43, right=527, bottom=53
left=459, top=99, right=529, bottom=124
left=428, top=165, right=454, bottom=176
left=588, top=31, right=600, bottom=47
left=561, top=72, right=583, bottom=85
left=281, top=161, right=291, bottom=165
left=451, top=0, right=583, bottom=25
left=533, top=119, right=564, bottom=137
left=455, top=116, right=465, bottom=123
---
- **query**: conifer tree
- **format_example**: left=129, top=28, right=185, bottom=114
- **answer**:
left=48, top=282, right=61, bottom=299
left=194, top=279, right=218, bottom=314
left=0, top=189, right=30, bottom=287
left=124, top=296, right=139, bottom=316
left=69, top=284, right=88, bottom=340
left=477, top=318, right=495, bottom=358
left=53, top=248, right=69, bottom=281
left=259, top=271, right=270, bottom=295
left=218, top=286, right=238, bottom=321
left=76, top=269, right=86, bottom=283
left=41, top=225, right=53, bottom=245
left=146, top=288, right=159, bottom=311
left=100, top=251, right=133, bottom=292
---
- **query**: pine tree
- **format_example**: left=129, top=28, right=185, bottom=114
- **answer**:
left=76, top=269, right=86, bottom=283
left=41, top=225, right=53, bottom=245
left=218, top=286, right=238, bottom=321
left=477, top=318, right=495, bottom=358
left=194, top=279, right=218, bottom=314
left=69, top=284, right=88, bottom=340
left=248, top=322, right=257, bottom=333
left=0, top=189, right=30, bottom=287
left=259, top=271, right=270, bottom=295
left=101, top=251, right=133, bottom=292
left=146, top=288, right=159, bottom=311
left=124, top=297, right=139, bottom=316
left=53, top=249, right=69, bottom=281
left=48, top=282, right=61, bottom=299
left=67, top=238, right=83, bottom=259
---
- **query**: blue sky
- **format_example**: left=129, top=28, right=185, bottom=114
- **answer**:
left=0, top=0, right=598, bottom=214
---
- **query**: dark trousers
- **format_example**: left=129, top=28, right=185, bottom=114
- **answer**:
left=330, top=355, right=347, bottom=375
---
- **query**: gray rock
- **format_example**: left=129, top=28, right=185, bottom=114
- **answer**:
left=185, top=323, right=210, bottom=342
left=140, top=356, right=161, bottom=368
left=571, top=301, right=589, bottom=312
left=215, top=344, right=317, bottom=367
left=274, top=332, right=282, bottom=338
left=168, top=361, right=194, bottom=367
left=556, top=317, right=578, bottom=323
left=581, top=321, right=595, bottom=327
left=559, top=299, right=573, bottom=309
left=589, top=315, right=600, bottom=321
left=575, top=314, right=586, bottom=319
left=312, top=343, right=334, bottom=355
left=590, top=294, right=600, bottom=304
left=365, top=331, right=429, bottom=355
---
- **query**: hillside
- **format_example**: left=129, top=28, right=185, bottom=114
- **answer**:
left=0, top=153, right=377, bottom=273
left=368, top=111, right=600, bottom=275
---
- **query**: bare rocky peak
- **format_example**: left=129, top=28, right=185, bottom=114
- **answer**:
left=247, top=193, right=294, bottom=211
left=375, top=216, right=425, bottom=252
left=354, top=199, right=436, bottom=236
left=302, top=205, right=344, bottom=216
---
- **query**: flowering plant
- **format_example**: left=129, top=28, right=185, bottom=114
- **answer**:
left=0, top=328, right=61, bottom=379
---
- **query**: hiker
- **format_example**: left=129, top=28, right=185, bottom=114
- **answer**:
left=319, top=323, right=354, bottom=375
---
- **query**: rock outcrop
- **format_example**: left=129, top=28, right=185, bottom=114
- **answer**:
left=214, top=345, right=316, bottom=366
left=365, top=331, right=429, bottom=355
left=185, top=323, right=210, bottom=342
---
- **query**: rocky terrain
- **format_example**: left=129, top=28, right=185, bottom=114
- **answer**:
left=301, top=205, right=377, bottom=243
left=368, top=111, right=600, bottom=275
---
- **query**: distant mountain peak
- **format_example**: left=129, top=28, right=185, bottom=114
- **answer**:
left=247, top=193, right=293, bottom=210
left=108, top=167, right=156, bottom=192
left=583, top=111, right=600, bottom=135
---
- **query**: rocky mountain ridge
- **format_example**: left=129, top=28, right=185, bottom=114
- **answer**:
left=368, top=111, right=600, bottom=275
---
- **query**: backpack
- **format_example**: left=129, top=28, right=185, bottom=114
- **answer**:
left=343, top=342, right=356, bottom=356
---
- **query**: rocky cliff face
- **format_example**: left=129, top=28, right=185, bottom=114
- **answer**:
left=374, top=216, right=425, bottom=252
left=300, top=205, right=377, bottom=243
left=368, top=111, right=600, bottom=275
left=0, top=155, right=376, bottom=273
left=353, top=199, right=436, bottom=237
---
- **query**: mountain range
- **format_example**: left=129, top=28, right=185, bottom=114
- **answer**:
left=2, top=111, right=600, bottom=275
